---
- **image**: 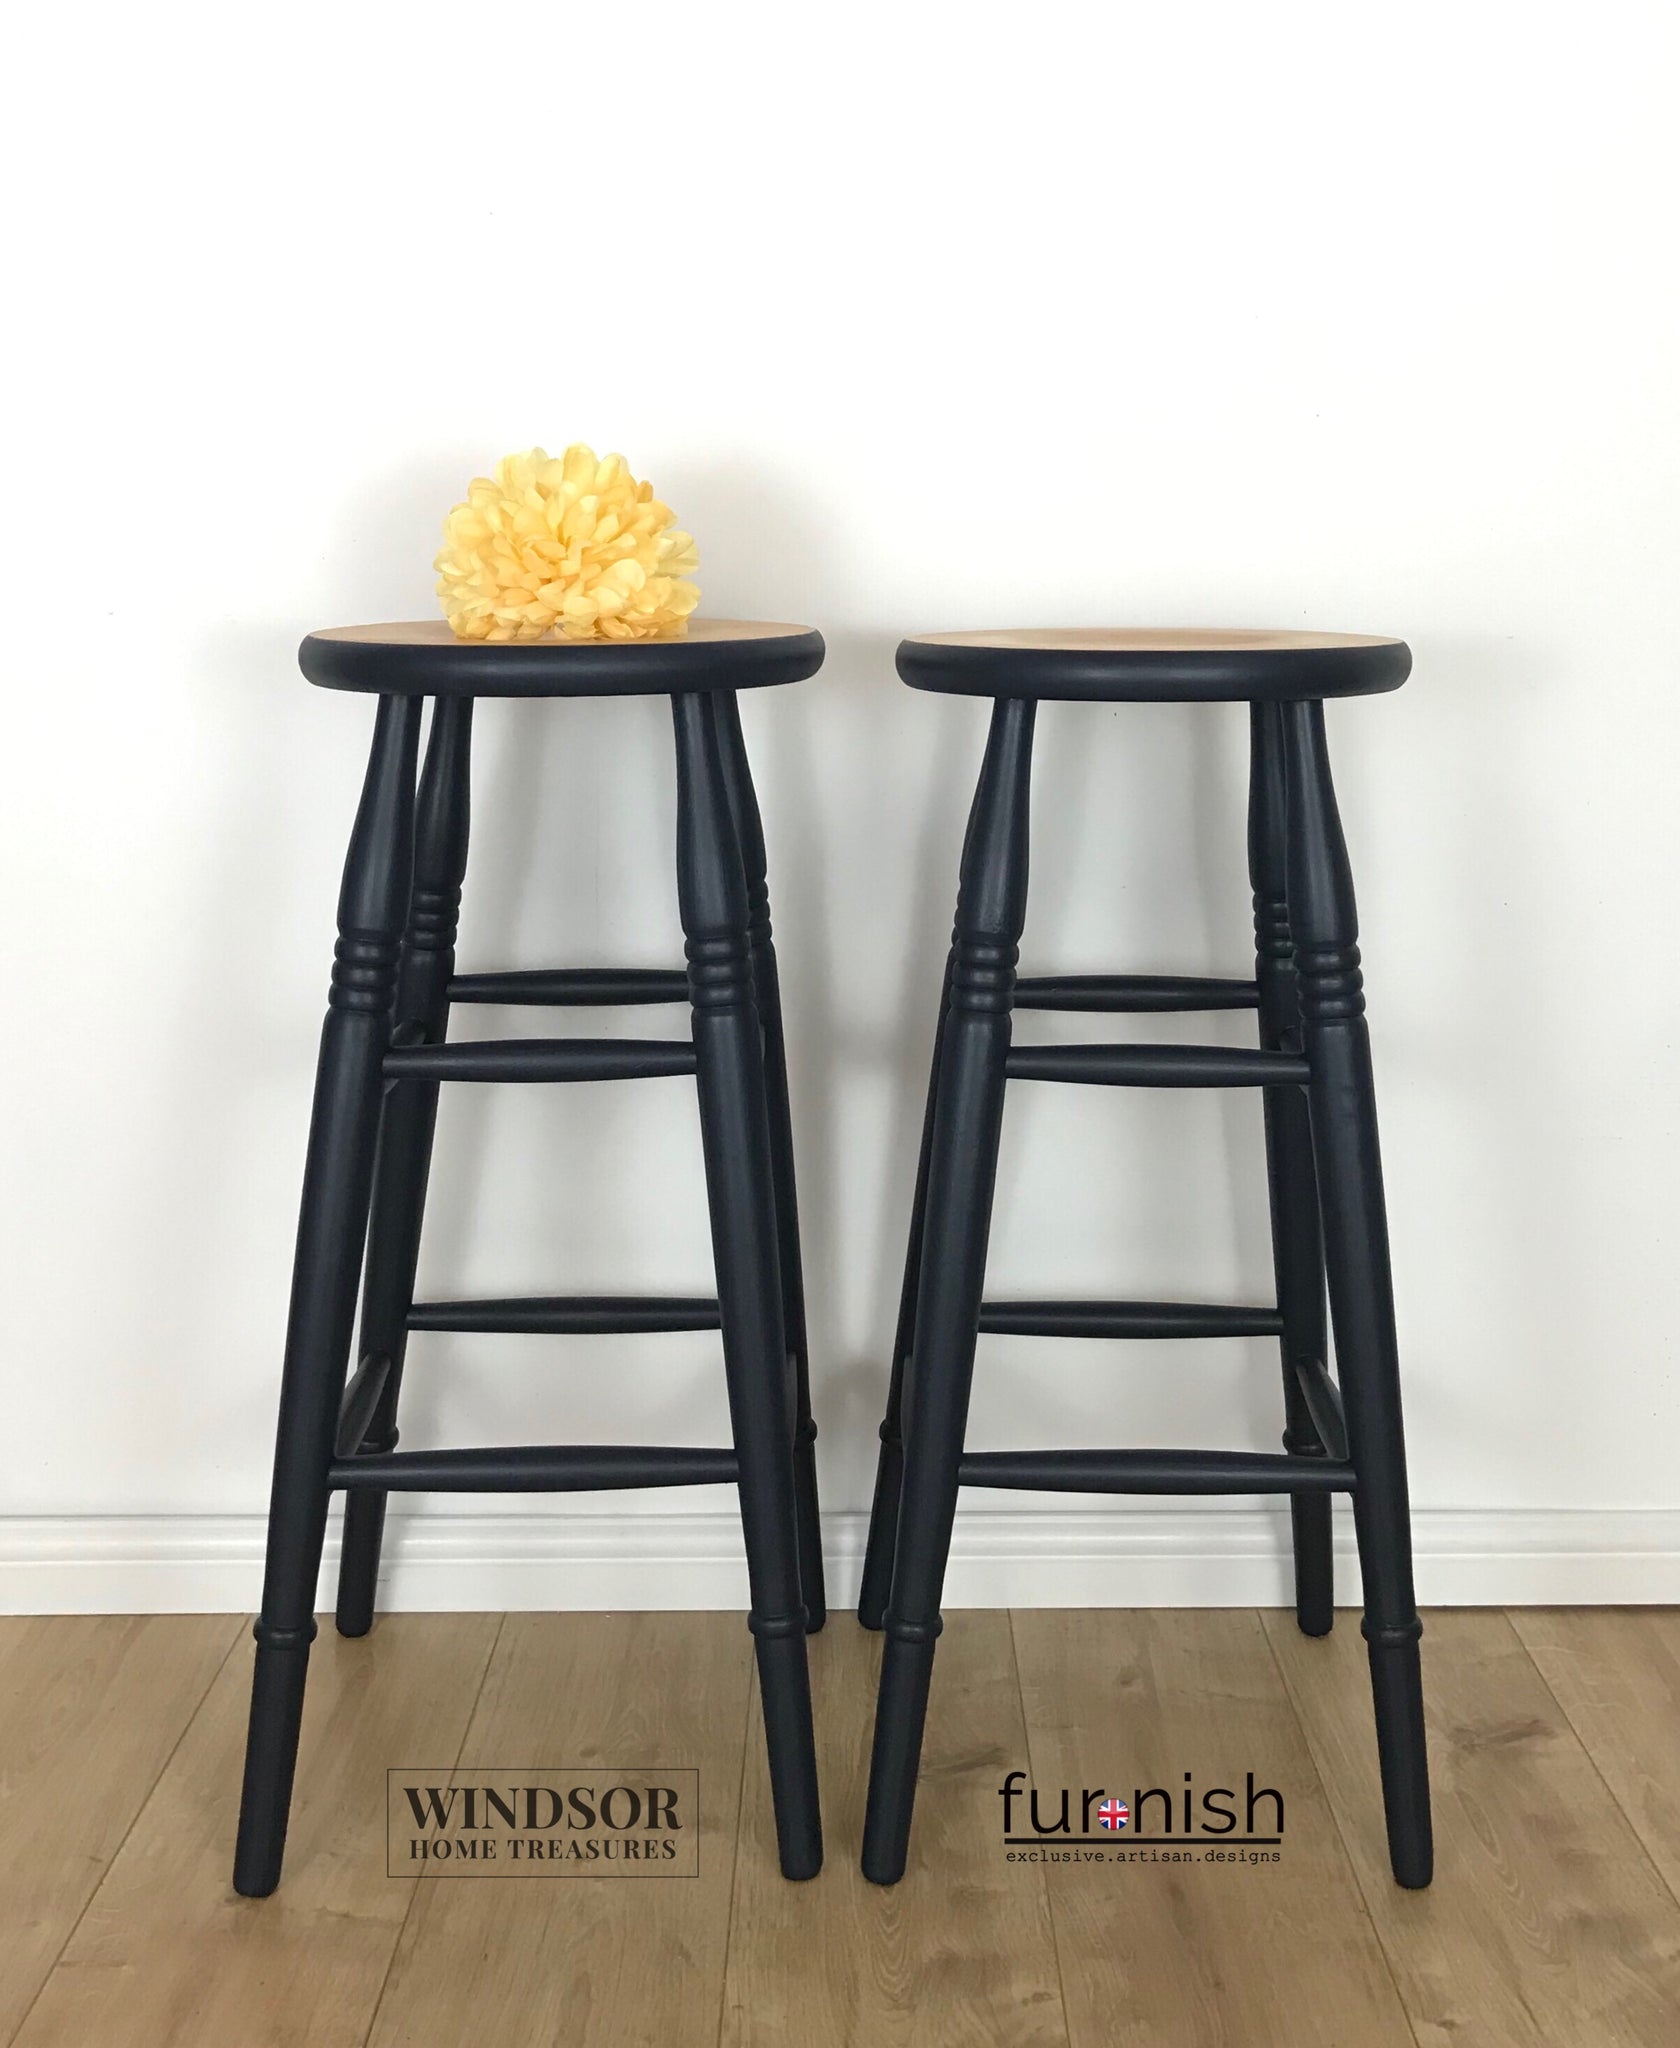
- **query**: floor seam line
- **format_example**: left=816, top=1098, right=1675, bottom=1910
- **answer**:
left=1009, top=1607, right=1077, bottom=2048
left=715, top=1626, right=756, bottom=2048
left=358, top=1610, right=509, bottom=2048
left=1504, top=1606, right=1680, bottom=1918
left=3, top=1611, right=247, bottom=2048
left=1257, top=1609, right=1425, bottom=2048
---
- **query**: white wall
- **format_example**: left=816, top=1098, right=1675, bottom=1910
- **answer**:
left=4, top=2, right=1678, bottom=1609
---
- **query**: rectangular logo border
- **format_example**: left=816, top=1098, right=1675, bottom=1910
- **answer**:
left=385, top=1765, right=702, bottom=1880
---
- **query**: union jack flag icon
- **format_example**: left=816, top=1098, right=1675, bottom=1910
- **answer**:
left=1097, top=1799, right=1129, bottom=1831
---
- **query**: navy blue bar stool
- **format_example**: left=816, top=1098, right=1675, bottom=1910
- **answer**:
left=858, top=628, right=1431, bottom=1891
left=234, top=620, right=825, bottom=1894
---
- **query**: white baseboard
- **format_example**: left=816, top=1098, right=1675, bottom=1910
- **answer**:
left=1, top=1506, right=1675, bottom=1614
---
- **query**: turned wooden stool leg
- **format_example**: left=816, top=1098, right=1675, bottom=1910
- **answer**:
left=861, top=802, right=979, bottom=1630
left=673, top=690, right=822, bottom=1881
left=713, top=691, right=826, bottom=1631
left=857, top=953, right=952, bottom=1630
left=235, top=693, right=420, bottom=1897
left=1282, top=697, right=1432, bottom=1888
left=336, top=698, right=473, bottom=1636
left=1249, top=701, right=1335, bottom=1637
left=862, top=697, right=1035, bottom=1884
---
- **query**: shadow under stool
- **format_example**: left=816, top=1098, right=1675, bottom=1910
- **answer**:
left=857, top=627, right=1431, bottom=1891
left=234, top=619, right=826, bottom=1895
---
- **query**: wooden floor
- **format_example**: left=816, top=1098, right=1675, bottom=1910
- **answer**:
left=2, top=1608, right=1678, bottom=2046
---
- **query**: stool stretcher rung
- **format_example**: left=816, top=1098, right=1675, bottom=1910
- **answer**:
left=334, top=1353, right=391, bottom=1460
left=328, top=1444, right=739, bottom=1492
left=383, top=1038, right=696, bottom=1083
left=1005, top=1043, right=1309, bottom=1087
left=1292, top=1355, right=1349, bottom=1462
left=1013, top=973, right=1259, bottom=1013
left=957, top=1448, right=1356, bottom=1494
left=408, top=1295, right=722, bottom=1335
left=978, top=1300, right=1284, bottom=1339
left=448, top=968, right=689, bottom=1007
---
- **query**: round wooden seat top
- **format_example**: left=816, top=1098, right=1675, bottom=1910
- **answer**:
left=300, top=619, right=825, bottom=697
left=897, top=628, right=1410, bottom=702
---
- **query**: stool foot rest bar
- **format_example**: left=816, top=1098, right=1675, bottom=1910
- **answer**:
left=1013, top=973, right=1259, bottom=1011
left=328, top=1444, right=740, bottom=1490
left=448, top=966, right=689, bottom=1005
left=383, top=1037, right=697, bottom=1082
left=978, top=1300, right=1284, bottom=1339
left=235, top=624, right=827, bottom=1901
left=859, top=637, right=1431, bottom=1897
left=407, top=1295, right=723, bottom=1334
left=1004, top=1043, right=1310, bottom=1087
left=957, top=1448, right=1356, bottom=1493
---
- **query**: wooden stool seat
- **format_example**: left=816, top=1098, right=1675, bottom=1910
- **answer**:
left=302, top=618, right=824, bottom=697
left=898, top=627, right=1410, bottom=702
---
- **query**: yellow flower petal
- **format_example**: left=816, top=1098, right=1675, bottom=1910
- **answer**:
left=436, top=445, right=701, bottom=641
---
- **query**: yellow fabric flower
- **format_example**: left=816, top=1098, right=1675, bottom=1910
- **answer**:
left=435, top=445, right=701, bottom=642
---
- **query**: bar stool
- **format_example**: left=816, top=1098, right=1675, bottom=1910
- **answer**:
left=858, top=628, right=1431, bottom=1890
left=234, top=619, right=826, bottom=1895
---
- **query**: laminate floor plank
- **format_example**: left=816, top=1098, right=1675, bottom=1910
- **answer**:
left=1265, top=1607, right=1680, bottom=2048
left=9, top=1606, right=1680, bottom=2048
left=365, top=1611, right=752, bottom=2048
left=0, top=1614, right=242, bottom=2045
left=1013, top=1607, right=1416, bottom=2048
left=12, top=1614, right=501, bottom=2048
left=1508, top=1608, right=1680, bottom=1906
left=722, top=1612, right=1068, bottom=2048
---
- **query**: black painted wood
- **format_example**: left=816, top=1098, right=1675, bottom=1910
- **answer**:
left=673, top=689, right=822, bottom=1880
left=897, top=630, right=1411, bottom=702
left=240, top=628, right=826, bottom=1899
left=1004, top=1043, right=1309, bottom=1086
left=858, top=956, right=1264, bottom=1630
left=302, top=621, right=826, bottom=698
left=235, top=691, right=421, bottom=1898
left=335, top=695, right=474, bottom=1639
left=334, top=1353, right=391, bottom=1462
left=329, top=1445, right=739, bottom=1490
left=957, top=1448, right=1356, bottom=1494
left=977, top=1300, right=1284, bottom=1339
left=1250, top=699, right=1336, bottom=1638
left=448, top=967, right=688, bottom=1006
left=407, top=1295, right=722, bottom=1334
left=714, top=691, right=826, bottom=1630
left=860, top=659, right=1427, bottom=1895
left=1292, top=1354, right=1349, bottom=1464
left=1014, top=973, right=1258, bottom=1011
left=383, top=1037, right=696, bottom=1082
left=856, top=953, right=953, bottom=1632
left=862, top=696, right=1036, bottom=1886
left=1282, top=696, right=1431, bottom=1888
